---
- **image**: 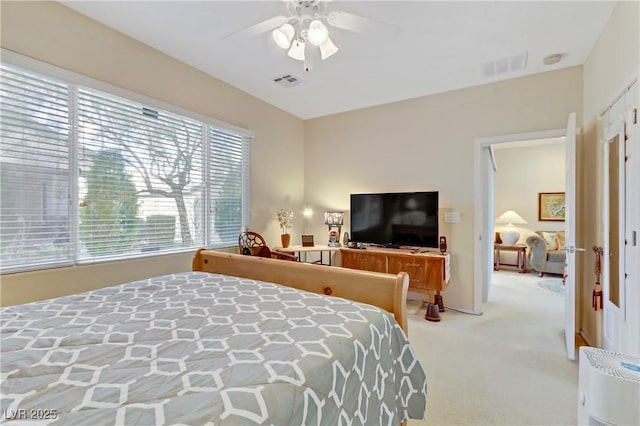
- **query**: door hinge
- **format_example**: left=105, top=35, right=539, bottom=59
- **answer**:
left=633, top=108, right=637, bottom=125
left=633, top=231, right=637, bottom=246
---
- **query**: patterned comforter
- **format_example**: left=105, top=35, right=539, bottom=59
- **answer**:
left=1, top=271, right=427, bottom=425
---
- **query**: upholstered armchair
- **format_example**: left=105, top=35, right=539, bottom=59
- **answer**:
left=525, top=231, right=566, bottom=277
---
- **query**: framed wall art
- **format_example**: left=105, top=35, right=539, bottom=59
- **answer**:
left=538, top=192, right=566, bottom=221
left=301, top=234, right=315, bottom=247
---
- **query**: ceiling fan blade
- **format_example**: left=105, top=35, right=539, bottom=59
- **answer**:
left=220, top=15, right=289, bottom=40
left=326, top=10, right=400, bottom=37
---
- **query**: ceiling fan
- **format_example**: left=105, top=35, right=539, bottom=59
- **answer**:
left=224, top=0, right=397, bottom=70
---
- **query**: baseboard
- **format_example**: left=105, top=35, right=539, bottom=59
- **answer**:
left=445, top=305, right=483, bottom=316
left=579, top=330, right=594, bottom=347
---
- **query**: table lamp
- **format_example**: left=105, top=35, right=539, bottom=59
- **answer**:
left=324, top=212, right=344, bottom=247
left=495, top=210, right=527, bottom=245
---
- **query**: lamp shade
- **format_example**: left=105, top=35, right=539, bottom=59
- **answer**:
left=324, top=212, right=344, bottom=226
left=287, top=39, right=306, bottom=61
left=307, top=20, right=328, bottom=46
left=273, top=23, right=294, bottom=49
left=319, top=37, right=338, bottom=60
left=495, top=210, right=527, bottom=225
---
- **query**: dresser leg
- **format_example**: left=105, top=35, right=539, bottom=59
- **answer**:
left=425, top=303, right=441, bottom=322
left=434, top=293, right=445, bottom=312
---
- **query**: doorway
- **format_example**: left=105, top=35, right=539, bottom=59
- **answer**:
left=491, top=138, right=566, bottom=281
left=474, top=115, right=579, bottom=360
left=473, top=127, right=568, bottom=310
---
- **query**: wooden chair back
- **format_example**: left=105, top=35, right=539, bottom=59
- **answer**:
left=238, top=231, right=269, bottom=257
left=238, top=231, right=298, bottom=261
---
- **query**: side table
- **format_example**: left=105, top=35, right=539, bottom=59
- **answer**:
left=494, top=244, right=527, bottom=273
left=274, top=245, right=340, bottom=266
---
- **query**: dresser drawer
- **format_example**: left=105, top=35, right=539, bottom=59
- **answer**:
left=387, top=257, right=428, bottom=290
left=340, top=248, right=447, bottom=294
left=340, top=250, right=386, bottom=273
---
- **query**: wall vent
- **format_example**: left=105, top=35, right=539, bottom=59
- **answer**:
left=273, top=74, right=302, bottom=87
left=481, top=53, right=528, bottom=79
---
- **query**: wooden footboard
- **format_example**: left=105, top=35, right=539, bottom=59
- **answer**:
left=192, top=249, right=410, bottom=334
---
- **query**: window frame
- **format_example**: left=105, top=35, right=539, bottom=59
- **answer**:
left=1, top=50, right=253, bottom=274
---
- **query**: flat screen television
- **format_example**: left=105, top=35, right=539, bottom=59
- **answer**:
left=350, top=191, right=439, bottom=248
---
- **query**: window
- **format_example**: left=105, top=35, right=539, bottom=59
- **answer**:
left=0, top=60, right=251, bottom=273
left=0, top=66, right=71, bottom=270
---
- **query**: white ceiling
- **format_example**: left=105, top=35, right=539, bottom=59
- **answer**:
left=60, top=1, right=616, bottom=120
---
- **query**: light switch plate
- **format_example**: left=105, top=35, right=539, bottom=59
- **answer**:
left=444, top=212, right=461, bottom=223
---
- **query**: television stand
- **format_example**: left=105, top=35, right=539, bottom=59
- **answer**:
left=340, top=247, right=450, bottom=304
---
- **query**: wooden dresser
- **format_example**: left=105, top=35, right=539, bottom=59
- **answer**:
left=340, top=247, right=450, bottom=302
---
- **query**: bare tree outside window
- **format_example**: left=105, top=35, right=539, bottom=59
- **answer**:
left=0, top=62, right=249, bottom=272
left=78, top=89, right=204, bottom=251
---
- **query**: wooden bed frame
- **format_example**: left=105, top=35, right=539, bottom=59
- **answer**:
left=192, top=249, right=410, bottom=334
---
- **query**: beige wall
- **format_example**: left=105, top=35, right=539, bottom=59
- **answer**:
left=581, top=0, right=639, bottom=347
left=493, top=142, right=565, bottom=268
left=1, top=0, right=637, bottom=329
left=0, top=1, right=305, bottom=305
left=304, top=68, right=583, bottom=310
left=494, top=142, right=566, bottom=236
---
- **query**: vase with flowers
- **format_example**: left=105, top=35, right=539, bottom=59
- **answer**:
left=277, top=209, right=294, bottom=248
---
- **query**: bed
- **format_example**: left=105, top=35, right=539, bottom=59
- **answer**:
left=1, top=249, right=427, bottom=425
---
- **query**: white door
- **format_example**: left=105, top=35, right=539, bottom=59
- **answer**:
left=483, top=147, right=496, bottom=303
left=603, top=122, right=626, bottom=352
left=564, top=112, right=577, bottom=360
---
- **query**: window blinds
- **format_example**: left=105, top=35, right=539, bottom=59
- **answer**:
left=77, top=87, right=205, bottom=259
left=0, top=65, right=72, bottom=270
left=0, top=62, right=251, bottom=273
left=210, top=129, right=247, bottom=245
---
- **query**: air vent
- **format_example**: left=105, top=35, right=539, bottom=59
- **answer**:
left=481, top=53, right=528, bottom=79
left=273, top=74, right=302, bottom=87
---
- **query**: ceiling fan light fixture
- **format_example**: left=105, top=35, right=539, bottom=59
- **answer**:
left=307, top=19, right=329, bottom=46
left=319, top=37, right=338, bottom=60
left=273, top=23, right=295, bottom=49
left=287, top=39, right=306, bottom=61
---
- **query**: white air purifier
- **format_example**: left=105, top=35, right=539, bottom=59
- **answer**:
left=578, top=346, right=640, bottom=425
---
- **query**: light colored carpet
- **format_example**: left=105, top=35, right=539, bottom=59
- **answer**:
left=407, top=271, right=578, bottom=426
left=536, top=278, right=566, bottom=295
